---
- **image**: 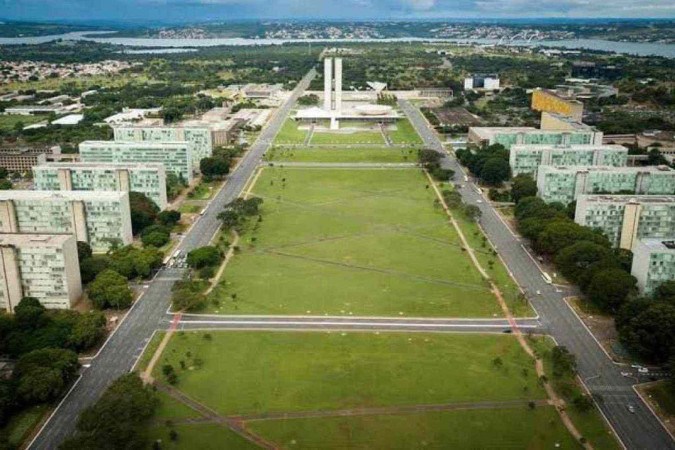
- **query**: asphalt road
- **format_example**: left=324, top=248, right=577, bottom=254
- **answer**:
left=399, top=99, right=675, bottom=450
left=28, top=68, right=317, bottom=450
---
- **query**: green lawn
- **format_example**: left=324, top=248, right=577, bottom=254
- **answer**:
left=178, top=203, right=202, bottom=214
left=310, top=130, right=385, bottom=145
left=387, top=119, right=424, bottom=145
left=152, top=332, right=547, bottom=416
left=264, top=147, right=417, bottom=163
left=274, top=119, right=308, bottom=144
left=206, top=167, right=520, bottom=317
left=645, top=382, right=675, bottom=416
left=0, top=404, right=49, bottom=448
left=146, top=423, right=257, bottom=450
left=0, top=114, right=49, bottom=131
left=188, top=180, right=222, bottom=200
left=249, top=407, right=581, bottom=450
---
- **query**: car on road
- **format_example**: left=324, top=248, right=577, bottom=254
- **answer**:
left=627, top=405, right=636, bottom=414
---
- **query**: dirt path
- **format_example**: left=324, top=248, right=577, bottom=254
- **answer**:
left=425, top=171, right=592, bottom=449
left=141, top=313, right=181, bottom=384
left=204, top=230, right=240, bottom=296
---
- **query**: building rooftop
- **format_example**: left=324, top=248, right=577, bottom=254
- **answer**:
left=34, top=162, right=166, bottom=171
left=535, top=88, right=584, bottom=106
left=540, top=165, right=674, bottom=174
left=0, top=233, right=73, bottom=248
left=510, top=144, right=627, bottom=152
left=0, top=190, right=128, bottom=202
left=577, top=194, right=675, bottom=204
left=51, top=114, right=84, bottom=126
left=541, top=112, right=593, bottom=131
left=80, top=140, right=190, bottom=149
left=637, top=238, right=675, bottom=252
left=469, top=127, right=537, bottom=139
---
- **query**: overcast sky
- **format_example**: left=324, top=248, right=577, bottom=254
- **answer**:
left=2, top=0, right=674, bottom=22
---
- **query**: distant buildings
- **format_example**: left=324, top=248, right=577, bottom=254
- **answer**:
left=509, top=144, right=628, bottom=177
left=532, top=89, right=584, bottom=122
left=0, top=146, right=71, bottom=173
left=0, top=233, right=82, bottom=312
left=575, top=195, right=675, bottom=249
left=467, top=127, right=604, bottom=150
left=571, top=62, right=622, bottom=80
left=537, top=165, right=675, bottom=204
left=33, top=162, right=168, bottom=210
left=631, top=239, right=675, bottom=295
left=79, top=141, right=193, bottom=183
left=0, top=190, right=133, bottom=252
left=464, top=74, right=500, bottom=91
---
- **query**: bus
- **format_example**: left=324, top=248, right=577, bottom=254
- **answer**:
left=541, top=272, right=552, bottom=284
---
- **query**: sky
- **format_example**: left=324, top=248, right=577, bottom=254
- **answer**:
left=2, top=0, right=674, bottom=22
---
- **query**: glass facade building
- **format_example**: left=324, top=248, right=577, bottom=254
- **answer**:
left=510, top=144, right=628, bottom=177
left=632, top=239, right=675, bottom=295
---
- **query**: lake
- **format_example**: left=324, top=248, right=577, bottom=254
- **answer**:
left=0, top=31, right=673, bottom=58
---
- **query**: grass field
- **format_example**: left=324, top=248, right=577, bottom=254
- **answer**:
left=152, top=332, right=547, bottom=416
left=274, top=119, right=308, bottom=144
left=0, top=114, right=49, bottom=132
left=206, top=167, right=525, bottom=317
left=387, top=119, right=424, bottom=145
left=310, top=130, right=385, bottom=145
left=0, top=404, right=49, bottom=448
left=264, top=146, right=417, bottom=163
left=143, top=331, right=610, bottom=449
left=249, top=407, right=581, bottom=449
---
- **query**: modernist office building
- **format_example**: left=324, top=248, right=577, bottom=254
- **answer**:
left=509, top=144, right=628, bottom=177
left=113, top=120, right=226, bottom=167
left=79, top=141, right=193, bottom=183
left=537, top=165, right=675, bottom=204
left=467, top=126, right=604, bottom=150
left=632, top=238, right=675, bottom=295
left=0, top=233, right=82, bottom=312
left=0, top=190, right=133, bottom=252
left=575, top=195, right=675, bottom=250
left=33, top=162, right=168, bottom=210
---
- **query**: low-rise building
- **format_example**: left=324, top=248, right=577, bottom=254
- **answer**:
left=537, top=165, right=675, bottom=204
left=0, top=149, right=47, bottom=173
left=464, top=74, right=500, bottom=91
left=79, top=141, right=192, bottom=183
left=0, top=233, right=82, bottom=312
left=468, top=126, right=603, bottom=150
left=509, top=144, right=628, bottom=177
left=0, top=190, right=133, bottom=252
left=575, top=195, right=675, bottom=249
left=631, top=239, right=675, bottom=295
left=531, top=89, right=584, bottom=122
left=33, top=162, right=168, bottom=210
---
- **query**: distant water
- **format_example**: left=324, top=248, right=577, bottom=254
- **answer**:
left=119, top=48, right=198, bottom=54
left=0, top=31, right=673, bottom=58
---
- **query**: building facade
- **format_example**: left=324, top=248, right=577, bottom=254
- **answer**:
left=0, top=233, right=82, bottom=312
left=631, top=239, right=675, bottom=295
left=468, top=127, right=604, bottom=150
left=510, top=144, right=628, bottom=177
left=113, top=124, right=218, bottom=167
left=537, top=165, right=675, bottom=204
left=531, top=89, right=584, bottom=122
left=0, top=190, right=133, bottom=252
left=33, top=162, right=168, bottom=210
left=575, top=195, right=675, bottom=249
left=79, top=141, right=192, bottom=183
left=464, top=74, right=500, bottom=91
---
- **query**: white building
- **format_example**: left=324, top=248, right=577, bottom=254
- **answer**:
left=631, top=239, right=675, bottom=295
left=0, top=190, right=133, bottom=252
left=464, top=74, right=500, bottom=91
left=0, top=233, right=82, bottom=312
left=509, top=144, right=628, bottom=177
left=33, top=162, right=168, bottom=210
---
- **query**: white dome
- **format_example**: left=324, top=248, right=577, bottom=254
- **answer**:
left=354, top=104, right=393, bottom=116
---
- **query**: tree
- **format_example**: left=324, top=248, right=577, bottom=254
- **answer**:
left=67, top=312, right=106, bottom=351
left=186, top=246, right=221, bottom=269
left=171, top=280, right=207, bottom=312
left=13, top=297, right=46, bottom=330
left=77, top=241, right=92, bottom=263
left=551, top=346, right=576, bottom=377
left=60, top=373, right=157, bottom=450
left=108, top=246, right=163, bottom=280
left=654, top=281, right=675, bottom=302
left=463, top=204, right=481, bottom=221
left=141, top=225, right=170, bottom=248
left=510, top=174, right=537, bottom=204
left=79, top=255, right=111, bottom=284
left=200, top=156, right=230, bottom=179
left=14, top=348, right=79, bottom=404
left=0, top=179, right=12, bottom=190
left=586, top=268, right=637, bottom=313
left=88, top=270, right=132, bottom=310
left=129, top=192, right=159, bottom=235
left=536, top=221, right=610, bottom=256
left=480, top=157, right=510, bottom=186
left=157, top=210, right=181, bottom=227
left=616, top=299, right=675, bottom=364
left=554, top=241, right=615, bottom=287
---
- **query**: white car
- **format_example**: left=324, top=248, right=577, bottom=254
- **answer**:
left=627, top=405, right=635, bottom=414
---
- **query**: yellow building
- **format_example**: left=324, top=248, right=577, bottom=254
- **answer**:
left=531, top=89, right=584, bottom=122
